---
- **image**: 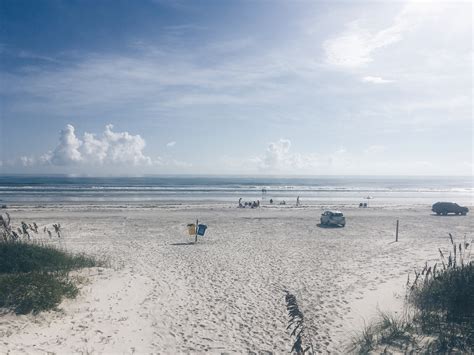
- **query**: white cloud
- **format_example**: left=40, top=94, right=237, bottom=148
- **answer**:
left=50, top=124, right=83, bottom=165
left=43, top=124, right=152, bottom=167
left=242, top=141, right=457, bottom=175
left=82, top=132, right=108, bottom=163
left=362, top=76, right=393, bottom=84
left=100, top=124, right=151, bottom=165
left=5, top=124, right=195, bottom=173
left=166, top=141, right=176, bottom=147
left=322, top=1, right=435, bottom=69
left=253, top=139, right=324, bottom=172
left=20, top=156, right=35, bottom=167
left=261, top=139, right=292, bottom=170
left=223, top=140, right=357, bottom=174
left=323, top=20, right=403, bottom=68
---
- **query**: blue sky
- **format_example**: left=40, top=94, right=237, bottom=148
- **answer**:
left=0, top=0, right=472, bottom=175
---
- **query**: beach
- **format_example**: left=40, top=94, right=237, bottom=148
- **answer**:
left=2, top=0, right=471, bottom=351
left=1, top=201, right=472, bottom=353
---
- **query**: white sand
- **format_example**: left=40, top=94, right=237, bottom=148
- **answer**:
left=1, top=204, right=472, bottom=353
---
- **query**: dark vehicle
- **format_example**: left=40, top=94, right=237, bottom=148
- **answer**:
left=320, top=210, right=346, bottom=227
left=432, top=202, right=469, bottom=216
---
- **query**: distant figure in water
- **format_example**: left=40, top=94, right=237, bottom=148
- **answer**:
left=238, top=198, right=243, bottom=208
left=270, top=199, right=273, bottom=204
left=296, top=196, right=300, bottom=207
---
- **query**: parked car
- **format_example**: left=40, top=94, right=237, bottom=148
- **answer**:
left=320, top=210, right=346, bottom=227
left=432, top=202, right=469, bottom=216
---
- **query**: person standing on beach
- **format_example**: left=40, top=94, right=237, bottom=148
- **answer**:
left=296, top=196, right=300, bottom=207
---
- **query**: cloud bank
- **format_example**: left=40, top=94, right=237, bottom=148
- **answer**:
left=41, top=124, right=152, bottom=167
left=251, top=139, right=324, bottom=172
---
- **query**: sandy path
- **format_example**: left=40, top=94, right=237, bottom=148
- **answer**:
left=1, top=204, right=472, bottom=353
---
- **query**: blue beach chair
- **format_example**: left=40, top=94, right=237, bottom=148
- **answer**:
left=197, top=224, right=207, bottom=236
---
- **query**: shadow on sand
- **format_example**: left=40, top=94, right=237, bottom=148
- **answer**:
left=430, top=213, right=468, bottom=217
left=317, top=223, right=345, bottom=229
left=170, top=242, right=196, bottom=246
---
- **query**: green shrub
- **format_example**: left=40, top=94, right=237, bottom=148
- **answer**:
left=0, top=272, right=78, bottom=314
left=410, top=263, right=474, bottom=323
left=408, top=256, right=474, bottom=351
left=0, top=241, right=98, bottom=274
left=0, top=215, right=103, bottom=315
left=352, top=235, right=473, bottom=353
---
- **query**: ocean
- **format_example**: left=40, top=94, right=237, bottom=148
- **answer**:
left=0, top=175, right=472, bottom=206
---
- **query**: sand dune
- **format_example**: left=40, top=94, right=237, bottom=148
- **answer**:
left=1, top=204, right=472, bottom=353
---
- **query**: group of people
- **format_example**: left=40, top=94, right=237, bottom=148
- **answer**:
left=238, top=198, right=260, bottom=208
left=238, top=196, right=301, bottom=208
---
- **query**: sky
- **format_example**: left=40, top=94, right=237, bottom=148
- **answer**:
left=0, top=0, right=472, bottom=176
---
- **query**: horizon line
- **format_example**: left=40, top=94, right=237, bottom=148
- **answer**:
left=0, top=174, right=472, bottom=179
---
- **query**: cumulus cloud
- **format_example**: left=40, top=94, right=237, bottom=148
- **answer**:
left=244, top=139, right=366, bottom=174
left=82, top=132, right=108, bottom=163
left=362, top=76, right=393, bottom=84
left=4, top=124, right=195, bottom=173
left=166, top=141, right=176, bottom=147
left=100, top=124, right=151, bottom=165
left=43, top=124, right=152, bottom=166
left=20, top=156, right=35, bottom=167
left=254, top=139, right=324, bottom=172
left=50, top=124, right=83, bottom=165
left=262, top=139, right=292, bottom=170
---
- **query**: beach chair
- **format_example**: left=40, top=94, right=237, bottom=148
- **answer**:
left=187, top=224, right=196, bottom=236
left=197, top=224, right=207, bottom=236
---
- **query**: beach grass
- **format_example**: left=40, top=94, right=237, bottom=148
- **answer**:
left=284, top=290, right=313, bottom=354
left=352, top=234, right=473, bottom=354
left=350, top=312, right=416, bottom=353
left=0, top=241, right=98, bottom=274
left=0, top=213, right=103, bottom=315
left=0, top=271, right=78, bottom=315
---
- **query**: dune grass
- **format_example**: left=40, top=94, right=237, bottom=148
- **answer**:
left=351, top=312, right=417, bottom=354
left=0, top=213, right=103, bottom=315
left=407, top=235, right=474, bottom=352
left=284, top=290, right=313, bottom=354
left=0, top=241, right=98, bottom=274
left=0, top=272, right=78, bottom=315
left=351, top=234, right=473, bottom=354
left=0, top=241, right=101, bottom=314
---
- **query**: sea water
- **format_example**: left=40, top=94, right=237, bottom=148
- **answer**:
left=0, top=175, right=472, bottom=206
